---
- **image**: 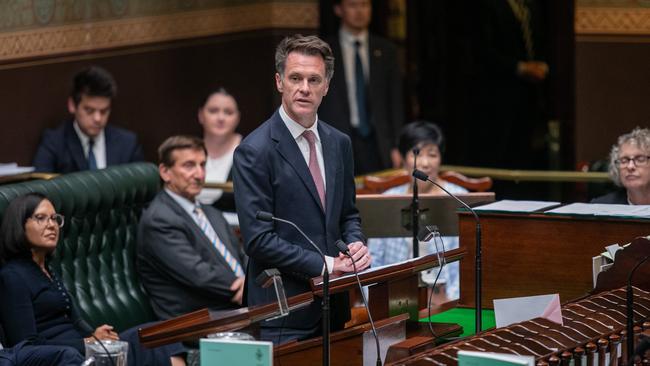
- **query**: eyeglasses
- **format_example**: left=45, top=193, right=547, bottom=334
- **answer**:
left=615, top=155, right=650, bottom=167
left=29, top=213, right=65, bottom=228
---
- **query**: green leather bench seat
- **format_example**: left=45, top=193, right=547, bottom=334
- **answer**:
left=0, top=162, right=160, bottom=332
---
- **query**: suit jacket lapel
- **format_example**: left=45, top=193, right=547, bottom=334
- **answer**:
left=270, top=112, right=324, bottom=213
left=319, top=122, right=338, bottom=218
left=64, top=121, right=87, bottom=171
left=104, top=126, right=116, bottom=166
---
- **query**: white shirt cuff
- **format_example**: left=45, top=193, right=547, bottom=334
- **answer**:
left=323, top=255, right=335, bottom=275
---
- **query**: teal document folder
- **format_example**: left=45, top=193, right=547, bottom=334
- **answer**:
left=200, top=338, right=273, bottom=366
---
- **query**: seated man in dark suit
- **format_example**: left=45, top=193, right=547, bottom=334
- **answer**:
left=32, top=66, right=144, bottom=173
left=137, top=136, right=246, bottom=319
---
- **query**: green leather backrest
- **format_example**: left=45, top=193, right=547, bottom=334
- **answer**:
left=0, top=163, right=160, bottom=332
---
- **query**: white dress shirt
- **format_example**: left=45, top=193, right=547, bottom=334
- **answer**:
left=339, top=27, right=369, bottom=129
left=278, top=106, right=333, bottom=273
left=73, top=122, right=107, bottom=169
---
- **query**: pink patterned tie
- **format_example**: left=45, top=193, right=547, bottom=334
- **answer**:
left=302, top=130, right=326, bottom=210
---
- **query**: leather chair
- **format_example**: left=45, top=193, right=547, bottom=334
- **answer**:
left=0, top=163, right=160, bottom=332
left=357, top=169, right=493, bottom=194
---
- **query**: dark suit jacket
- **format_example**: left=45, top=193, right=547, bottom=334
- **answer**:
left=591, top=190, right=628, bottom=204
left=32, top=120, right=144, bottom=174
left=233, top=111, right=364, bottom=330
left=137, top=191, right=246, bottom=320
left=318, top=33, right=404, bottom=171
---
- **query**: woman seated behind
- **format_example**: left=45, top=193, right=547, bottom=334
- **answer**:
left=592, top=127, right=650, bottom=205
left=0, top=193, right=186, bottom=366
left=196, top=87, right=242, bottom=213
left=367, top=121, right=467, bottom=301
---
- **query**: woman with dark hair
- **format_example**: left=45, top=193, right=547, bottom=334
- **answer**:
left=367, top=121, right=467, bottom=301
left=0, top=193, right=186, bottom=366
left=196, top=88, right=241, bottom=213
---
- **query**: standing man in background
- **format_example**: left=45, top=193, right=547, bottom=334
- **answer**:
left=32, top=66, right=143, bottom=173
left=233, top=35, right=371, bottom=343
left=319, top=0, right=404, bottom=174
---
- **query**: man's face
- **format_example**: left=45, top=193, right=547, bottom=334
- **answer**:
left=275, top=51, right=330, bottom=128
left=159, top=148, right=206, bottom=201
left=67, top=94, right=111, bottom=138
left=335, top=0, right=372, bottom=33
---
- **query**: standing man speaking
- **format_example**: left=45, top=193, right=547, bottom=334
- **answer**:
left=233, top=35, right=371, bottom=343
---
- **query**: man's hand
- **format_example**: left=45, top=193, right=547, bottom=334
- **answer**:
left=332, top=241, right=371, bottom=274
left=230, top=276, right=245, bottom=305
left=91, top=324, right=119, bottom=341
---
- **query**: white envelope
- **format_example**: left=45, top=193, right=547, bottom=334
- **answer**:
left=493, top=293, right=562, bottom=328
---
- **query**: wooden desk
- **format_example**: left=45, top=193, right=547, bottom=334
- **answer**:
left=458, top=211, right=650, bottom=307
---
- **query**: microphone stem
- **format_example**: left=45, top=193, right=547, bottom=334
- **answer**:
left=424, top=176, right=482, bottom=334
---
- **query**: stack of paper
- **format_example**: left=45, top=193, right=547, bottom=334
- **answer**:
left=0, top=163, right=34, bottom=177
left=545, top=203, right=650, bottom=219
left=473, top=200, right=560, bottom=213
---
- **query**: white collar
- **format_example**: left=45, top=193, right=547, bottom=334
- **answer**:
left=73, top=121, right=105, bottom=147
left=279, top=105, right=320, bottom=141
left=165, top=188, right=198, bottom=216
left=339, top=27, right=368, bottom=46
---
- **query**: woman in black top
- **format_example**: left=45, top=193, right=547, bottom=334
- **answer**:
left=0, top=193, right=186, bottom=366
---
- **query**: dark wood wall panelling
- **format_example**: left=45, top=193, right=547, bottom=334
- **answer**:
left=0, top=30, right=313, bottom=166
left=575, top=39, right=650, bottom=165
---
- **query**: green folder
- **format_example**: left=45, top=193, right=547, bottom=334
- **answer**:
left=200, top=338, right=272, bottom=366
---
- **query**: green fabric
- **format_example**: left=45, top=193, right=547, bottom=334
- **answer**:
left=420, top=308, right=496, bottom=337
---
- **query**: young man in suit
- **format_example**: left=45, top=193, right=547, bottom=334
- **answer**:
left=233, top=34, right=372, bottom=343
left=32, top=66, right=144, bottom=173
left=318, top=0, right=404, bottom=174
left=137, top=136, right=246, bottom=319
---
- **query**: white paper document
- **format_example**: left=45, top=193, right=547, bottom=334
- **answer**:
left=545, top=202, right=650, bottom=218
left=0, top=163, right=34, bottom=176
left=473, top=200, right=560, bottom=213
left=493, top=293, right=562, bottom=328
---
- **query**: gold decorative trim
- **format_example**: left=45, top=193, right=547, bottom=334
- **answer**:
left=0, top=2, right=318, bottom=62
left=576, top=6, right=650, bottom=35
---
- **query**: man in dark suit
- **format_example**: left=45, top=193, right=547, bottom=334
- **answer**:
left=137, top=135, right=246, bottom=320
left=32, top=66, right=144, bottom=173
left=318, top=0, right=404, bottom=174
left=233, top=35, right=372, bottom=343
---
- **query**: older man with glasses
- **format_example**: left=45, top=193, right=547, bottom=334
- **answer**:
left=592, top=127, right=650, bottom=205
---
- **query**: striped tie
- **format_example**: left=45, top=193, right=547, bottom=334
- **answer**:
left=194, top=206, right=244, bottom=277
left=508, top=0, right=535, bottom=60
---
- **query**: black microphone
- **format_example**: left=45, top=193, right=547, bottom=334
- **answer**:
left=627, top=254, right=650, bottom=364
left=335, top=240, right=382, bottom=366
left=412, top=169, right=484, bottom=334
left=255, top=211, right=331, bottom=366
left=411, top=148, right=420, bottom=258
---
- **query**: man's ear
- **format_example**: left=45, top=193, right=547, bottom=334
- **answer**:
left=159, top=164, right=170, bottom=183
left=275, top=73, right=283, bottom=93
left=67, top=97, right=77, bottom=114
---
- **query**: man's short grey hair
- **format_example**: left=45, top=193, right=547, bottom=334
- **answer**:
left=275, top=34, right=335, bottom=81
left=608, top=127, right=650, bottom=186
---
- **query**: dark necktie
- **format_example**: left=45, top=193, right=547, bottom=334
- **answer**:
left=87, top=139, right=97, bottom=170
left=354, top=40, right=370, bottom=138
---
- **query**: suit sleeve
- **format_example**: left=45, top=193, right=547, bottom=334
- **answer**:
left=233, top=143, right=324, bottom=278
left=32, top=130, right=58, bottom=173
left=0, top=269, right=84, bottom=352
left=339, top=135, right=365, bottom=244
left=139, top=212, right=237, bottom=298
left=129, top=139, right=145, bottom=163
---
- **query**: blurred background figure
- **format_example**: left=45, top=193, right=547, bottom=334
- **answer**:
left=592, top=127, right=650, bottom=205
left=319, top=0, right=404, bottom=174
left=367, top=121, right=466, bottom=301
left=196, top=88, right=241, bottom=213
